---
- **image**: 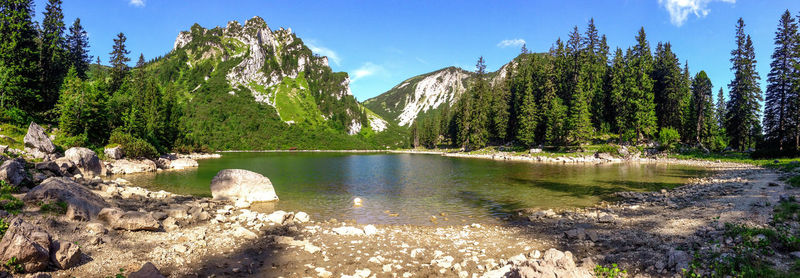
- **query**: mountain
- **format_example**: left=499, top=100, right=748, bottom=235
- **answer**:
left=142, top=16, right=396, bottom=149
left=363, top=62, right=513, bottom=127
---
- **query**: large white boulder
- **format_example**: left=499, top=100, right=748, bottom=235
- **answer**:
left=65, top=147, right=105, bottom=177
left=23, top=177, right=110, bottom=221
left=169, top=158, right=198, bottom=170
left=108, top=159, right=157, bottom=175
left=210, top=169, right=279, bottom=204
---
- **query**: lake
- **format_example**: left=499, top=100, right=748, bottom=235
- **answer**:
left=122, top=152, right=710, bottom=225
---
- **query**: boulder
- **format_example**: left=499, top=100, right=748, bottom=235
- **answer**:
left=103, top=146, right=123, bottom=160
left=169, top=158, right=198, bottom=170
left=35, top=161, right=62, bottom=176
left=667, top=249, right=690, bottom=271
left=53, top=157, right=76, bottom=176
left=24, top=177, right=109, bottom=221
left=0, top=218, right=52, bottom=273
left=65, top=147, right=105, bottom=177
left=210, top=169, right=279, bottom=204
left=98, top=207, right=124, bottom=224
left=155, top=158, right=171, bottom=169
left=111, top=211, right=160, bottom=231
left=0, top=158, right=26, bottom=186
left=294, top=211, right=310, bottom=223
left=0, top=145, right=8, bottom=154
left=49, top=240, right=81, bottom=269
left=128, top=262, right=165, bottom=278
left=108, top=159, right=157, bottom=175
left=23, top=122, right=56, bottom=155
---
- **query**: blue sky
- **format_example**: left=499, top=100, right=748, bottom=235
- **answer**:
left=34, top=0, right=800, bottom=101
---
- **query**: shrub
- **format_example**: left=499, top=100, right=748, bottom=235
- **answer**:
left=657, top=127, right=680, bottom=150
left=53, top=134, right=88, bottom=149
left=108, top=131, right=159, bottom=159
left=594, top=263, right=626, bottom=278
left=596, top=144, right=620, bottom=156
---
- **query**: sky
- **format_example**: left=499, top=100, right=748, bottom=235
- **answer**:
left=33, top=0, right=800, bottom=102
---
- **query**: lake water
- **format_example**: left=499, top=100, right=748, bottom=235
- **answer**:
left=122, top=152, right=710, bottom=225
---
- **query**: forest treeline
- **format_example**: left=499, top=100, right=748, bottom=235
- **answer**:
left=411, top=14, right=800, bottom=158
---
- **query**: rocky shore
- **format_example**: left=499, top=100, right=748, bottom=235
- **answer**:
left=2, top=123, right=798, bottom=277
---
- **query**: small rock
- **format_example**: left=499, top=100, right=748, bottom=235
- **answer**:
left=295, top=211, right=310, bottom=223
left=128, top=262, right=165, bottom=278
left=364, top=224, right=378, bottom=235
left=50, top=240, right=81, bottom=269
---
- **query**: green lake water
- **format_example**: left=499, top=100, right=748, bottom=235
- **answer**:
left=121, top=152, right=710, bottom=225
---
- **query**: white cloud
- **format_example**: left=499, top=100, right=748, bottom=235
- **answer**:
left=659, top=0, right=735, bottom=27
left=306, top=40, right=341, bottom=66
left=129, top=0, right=145, bottom=7
left=497, top=38, right=526, bottom=48
left=351, top=62, right=384, bottom=83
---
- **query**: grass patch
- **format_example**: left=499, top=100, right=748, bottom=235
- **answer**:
left=39, top=201, right=67, bottom=215
left=595, top=263, right=626, bottom=277
left=0, top=181, right=23, bottom=214
left=787, top=175, right=800, bottom=188
left=773, top=198, right=800, bottom=223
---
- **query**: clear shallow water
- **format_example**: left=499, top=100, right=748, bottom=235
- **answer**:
left=122, top=152, right=710, bottom=225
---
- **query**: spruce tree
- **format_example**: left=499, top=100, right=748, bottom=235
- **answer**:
left=66, top=18, right=90, bottom=79
left=39, top=0, right=67, bottom=113
left=564, top=26, right=592, bottom=144
left=653, top=42, right=689, bottom=135
left=764, top=10, right=797, bottom=150
left=467, top=57, right=491, bottom=150
left=517, top=82, right=537, bottom=146
left=490, top=63, right=511, bottom=142
left=726, top=18, right=763, bottom=151
left=109, top=32, right=131, bottom=92
left=0, top=0, right=40, bottom=113
left=689, top=71, right=714, bottom=149
left=716, top=88, right=726, bottom=130
left=626, top=28, right=657, bottom=142
left=584, top=19, right=610, bottom=132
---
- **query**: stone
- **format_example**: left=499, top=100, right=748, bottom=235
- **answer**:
left=0, top=158, right=26, bottom=186
left=104, top=146, right=123, bottom=160
left=24, top=177, right=109, bottom=221
left=332, top=226, right=365, bottom=236
left=529, top=148, right=542, bottom=154
left=598, top=214, right=615, bottom=223
left=790, top=251, right=800, bottom=260
left=128, top=262, right=165, bottom=278
left=668, top=249, right=690, bottom=271
left=162, top=217, right=179, bottom=232
left=364, top=224, right=378, bottom=236
left=169, top=158, right=198, bottom=170
left=294, top=211, right=311, bottom=223
left=65, top=147, right=105, bottom=177
left=108, top=159, right=157, bottom=175
left=49, top=240, right=81, bottom=269
left=23, top=122, right=56, bottom=155
left=53, top=157, right=76, bottom=176
left=210, top=169, right=279, bottom=203
left=35, top=161, right=62, bottom=176
left=232, top=227, right=257, bottom=239
left=86, top=222, right=107, bottom=235
left=0, top=218, right=52, bottom=273
left=98, top=207, right=124, bottom=224
left=0, top=145, right=7, bottom=154
left=164, top=207, right=188, bottom=219
left=266, top=210, right=290, bottom=224
left=111, top=211, right=160, bottom=231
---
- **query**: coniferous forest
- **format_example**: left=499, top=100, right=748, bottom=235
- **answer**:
left=409, top=15, right=800, bottom=158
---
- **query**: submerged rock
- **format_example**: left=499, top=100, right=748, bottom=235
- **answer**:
left=210, top=169, right=279, bottom=204
left=169, top=158, right=198, bottom=170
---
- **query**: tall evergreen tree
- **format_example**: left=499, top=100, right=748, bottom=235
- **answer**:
left=764, top=10, right=797, bottom=150
left=653, top=42, right=690, bottom=136
left=726, top=18, right=763, bottom=151
left=688, top=71, right=715, bottom=149
left=624, top=28, right=657, bottom=142
left=583, top=19, right=610, bottom=132
left=109, top=32, right=131, bottom=92
left=466, top=57, right=491, bottom=150
left=0, top=0, right=40, bottom=113
left=66, top=18, right=90, bottom=79
left=39, top=0, right=67, bottom=113
left=490, top=63, right=511, bottom=142
left=136, top=53, right=145, bottom=68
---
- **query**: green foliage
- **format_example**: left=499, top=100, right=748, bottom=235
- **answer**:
left=772, top=199, right=799, bottom=223
left=0, top=181, right=23, bottom=215
left=658, top=127, right=681, bottom=150
left=0, top=218, right=9, bottom=239
left=108, top=131, right=158, bottom=159
left=4, top=257, right=23, bottom=274
left=788, top=175, right=800, bottom=188
left=596, top=144, right=620, bottom=156
left=725, top=18, right=763, bottom=152
left=594, top=263, right=626, bottom=278
left=39, top=201, right=68, bottom=214
left=0, top=0, right=41, bottom=114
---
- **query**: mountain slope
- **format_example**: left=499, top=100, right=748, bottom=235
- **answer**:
left=364, top=62, right=514, bottom=127
left=141, top=17, right=394, bottom=149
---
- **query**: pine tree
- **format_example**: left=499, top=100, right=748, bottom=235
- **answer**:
left=688, top=71, right=714, bottom=149
left=764, top=10, right=797, bottom=151
left=39, top=0, right=67, bottom=113
left=653, top=42, right=690, bottom=136
left=584, top=19, right=610, bottom=132
left=66, top=18, right=90, bottom=79
left=136, top=53, right=145, bottom=68
left=517, top=81, right=537, bottom=146
left=0, top=0, right=40, bottom=113
left=490, top=63, right=511, bottom=142
left=625, top=28, right=657, bottom=142
left=564, top=26, right=592, bottom=144
left=467, top=57, right=491, bottom=150
left=726, top=18, right=763, bottom=151
left=716, top=88, right=726, bottom=130
left=109, top=32, right=131, bottom=92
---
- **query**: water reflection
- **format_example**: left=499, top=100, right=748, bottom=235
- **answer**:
left=122, top=153, right=711, bottom=225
